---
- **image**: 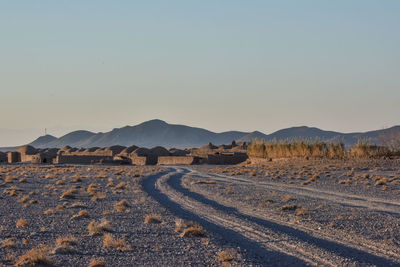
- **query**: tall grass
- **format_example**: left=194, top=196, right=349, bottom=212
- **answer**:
left=349, top=140, right=390, bottom=158
left=248, top=138, right=394, bottom=159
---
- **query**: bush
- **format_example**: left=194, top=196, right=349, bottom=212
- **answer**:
left=248, top=138, right=345, bottom=159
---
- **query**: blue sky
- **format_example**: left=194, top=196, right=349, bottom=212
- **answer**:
left=1, top=1, right=399, bottom=146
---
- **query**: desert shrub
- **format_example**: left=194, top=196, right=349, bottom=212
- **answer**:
left=15, top=245, right=52, bottom=266
left=1, top=238, right=17, bottom=248
left=175, top=220, right=206, bottom=237
left=248, top=138, right=399, bottom=159
left=218, top=248, right=237, bottom=262
left=103, top=234, right=131, bottom=251
left=89, top=258, right=107, bottom=267
left=114, top=200, right=129, bottom=212
left=16, top=218, right=28, bottom=228
left=248, top=138, right=345, bottom=159
left=88, top=219, right=112, bottom=236
left=53, top=235, right=78, bottom=254
left=350, top=140, right=390, bottom=158
left=144, top=214, right=161, bottom=224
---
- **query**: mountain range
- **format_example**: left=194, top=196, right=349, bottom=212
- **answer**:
left=1, top=119, right=399, bottom=151
left=25, top=119, right=400, bottom=149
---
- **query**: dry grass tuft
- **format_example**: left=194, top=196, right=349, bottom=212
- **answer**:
left=88, top=219, right=112, bottom=236
left=87, top=184, right=97, bottom=195
left=175, top=220, right=206, bottom=237
left=44, top=209, right=54, bottom=215
left=16, top=218, right=28, bottom=228
left=1, top=238, right=17, bottom=248
left=375, top=178, right=389, bottom=186
left=279, top=204, right=298, bottom=211
left=296, top=207, right=309, bottom=215
left=144, top=214, right=161, bottom=224
left=18, top=195, right=30, bottom=203
left=115, top=182, right=127, bottom=190
left=91, top=192, right=106, bottom=202
left=301, top=178, right=314, bottom=185
left=52, top=235, right=78, bottom=254
left=88, top=258, right=107, bottom=267
left=106, top=178, right=114, bottom=187
left=55, top=204, right=66, bottom=212
left=69, top=202, right=87, bottom=209
left=218, top=248, right=237, bottom=263
left=5, top=175, right=15, bottom=183
left=282, top=195, right=293, bottom=202
left=60, top=188, right=77, bottom=199
left=71, top=210, right=89, bottom=220
left=72, top=177, right=82, bottom=183
left=15, top=244, right=52, bottom=267
left=103, top=233, right=131, bottom=251
left=114, top=200, right=129, bottom=212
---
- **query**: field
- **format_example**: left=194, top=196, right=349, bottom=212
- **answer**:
left=0, top=160, right=399, bottom=266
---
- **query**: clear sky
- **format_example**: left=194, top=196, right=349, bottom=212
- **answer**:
left=1, top=1, right=399, bottom=146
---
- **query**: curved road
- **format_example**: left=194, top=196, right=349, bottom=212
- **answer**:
left=142, top=167, right=400, bottom=266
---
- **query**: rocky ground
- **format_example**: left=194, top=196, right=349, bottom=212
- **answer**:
left=0, top=165, right=231, bottom=266
left=0, top=159, right=399, bottom=266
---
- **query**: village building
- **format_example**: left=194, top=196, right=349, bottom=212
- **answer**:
left=5, top=141, right=249, bottom=166
left=7, top=145, right=58, bottom=163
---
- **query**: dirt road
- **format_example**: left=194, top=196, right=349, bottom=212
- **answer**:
left=142, top=167, right=400, bottom=266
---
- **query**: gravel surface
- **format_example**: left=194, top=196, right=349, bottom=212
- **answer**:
left=1, top=159, right=399, bottom=266
left=0, top=164, right=229, bottom=266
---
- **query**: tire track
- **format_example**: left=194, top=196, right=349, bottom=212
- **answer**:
left=143, top=168, right=400, bottom=266
left=191, top=169, right=400, bottom=215
left=142, top=169, right=310, bottom=266
left=184, top=168, right=400, bottom=264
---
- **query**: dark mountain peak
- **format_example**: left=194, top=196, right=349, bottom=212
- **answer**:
left=238, top=131, right=268, bottom=142
left=30, top=134, right=57, bottom=147
left=60, top=130, right=95, bottom=139
left=139, top=119, right=168, bottom=127
left=34, top=134, right=57, bottom=142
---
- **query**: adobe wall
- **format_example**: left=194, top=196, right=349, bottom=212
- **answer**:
left=130, top=156, right=148, bottom=166
left=157, top=156, right=198, bottom=165
left=20, top=154, right=38, bottom=163
left=62, top=151, right=113, bottom=157
left=8, top=152, right=20, bottom=163
left=56, top=155, right=114, bottom=164
left=206, top=153, right=248, bottom=165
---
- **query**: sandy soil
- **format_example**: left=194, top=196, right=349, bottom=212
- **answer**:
left=1, top=159, right=399, bottom=266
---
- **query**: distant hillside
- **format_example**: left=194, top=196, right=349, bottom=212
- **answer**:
left=28, top=120, right=248, bottom=149
left=0, top=120, right=396, bottom=151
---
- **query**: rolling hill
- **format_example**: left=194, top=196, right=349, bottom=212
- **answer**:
left=0, top=120, right=398, bottom=151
